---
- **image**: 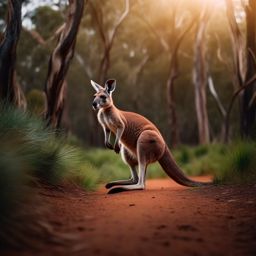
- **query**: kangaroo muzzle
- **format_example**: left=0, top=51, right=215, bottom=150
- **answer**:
left=92, top=101, right=98, bottom=110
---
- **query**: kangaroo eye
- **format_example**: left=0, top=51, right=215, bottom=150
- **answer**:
left=100, top=95, right=106, bottom=100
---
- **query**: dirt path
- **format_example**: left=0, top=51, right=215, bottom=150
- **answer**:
left=5, top=177, right=256, bottom=256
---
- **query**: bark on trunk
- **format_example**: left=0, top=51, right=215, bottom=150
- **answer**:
left=166, top=60, right=179, bottom=147
left=0, top=0, right=25, bottom=108
left=224, top=0, right=247, bottom=142
left=241, top=0, right=256, bottom=138
left=45, top=0, right=85, bottom=129
left=131, top=55, right=149, bottom=111
left=193, top=12, right=210, bottom=145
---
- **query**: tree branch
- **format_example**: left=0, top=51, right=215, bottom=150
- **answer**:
left=108, top=0, right=130, bottom=45
left=134, top=13, right=169, bottom=51
left=75, top=52, right=92, bottom=77
left=89, top=0, right=107, bottom=45
left=22, top=27, right=46, bottom=45
left=224, top=73, right=256, bottom=142
left=208, top=76, right=226, bottom=118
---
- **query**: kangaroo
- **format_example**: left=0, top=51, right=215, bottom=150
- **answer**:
left=91, top=79, right=212, bottom=193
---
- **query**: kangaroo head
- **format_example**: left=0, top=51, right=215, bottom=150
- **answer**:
left=91, top=79, right=116, bottom=110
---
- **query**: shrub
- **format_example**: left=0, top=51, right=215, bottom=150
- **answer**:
left=26, top=89, right=46, bottom=116
left=176, top=146, right=191, bottom=164
left=215, top=141, right=256, bottom=184
left=0, top=103, right=87, bottom=249
left=194, top=145, right=208, bottom=157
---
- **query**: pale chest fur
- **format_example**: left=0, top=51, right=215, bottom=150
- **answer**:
left=97, top=109, right=123, bottom=133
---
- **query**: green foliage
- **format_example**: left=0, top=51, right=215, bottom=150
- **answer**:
left=81, top=149, right=129, bottom=182
left=72, top=146, right=216, bottom=185
left=31, top=6, right=63, bottom=39
left=0, top=103, right=77, bottom=201
left=194, top=145, right=208, bottom=157
left=176, top=146, right=191, bottom=164
left=215, top=142, right=256, bottom=184
left=75, top=142, right=255, bottom=186
left=26, top=89, right=45, bottom=116
left=0, top=103, right=93, bottom=248
left=67, top=161, right=100, bottom=190
left=0, top=101, right=120, bottom=194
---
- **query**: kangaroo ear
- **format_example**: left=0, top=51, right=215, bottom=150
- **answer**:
left=91, top=80, right=103, bottom=92
left=105, top=79, right=116, bottom=94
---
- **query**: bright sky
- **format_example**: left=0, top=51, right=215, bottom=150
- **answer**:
left=22, top=0, right=67, bottom=28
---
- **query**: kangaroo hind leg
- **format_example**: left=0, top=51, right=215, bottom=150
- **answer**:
left=107, top=162, right=146, bottom=194
left=108, top=130, right=165, bottom=193
left=105, top=146, right=138, bottom=189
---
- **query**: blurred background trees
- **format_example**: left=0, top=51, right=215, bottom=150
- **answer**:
left=1, top=0, right=256, bottom=250
left=0, top=0, right=255, bottom=147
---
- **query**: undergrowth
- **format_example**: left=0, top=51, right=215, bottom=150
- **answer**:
left=0, top=103, right=87, bottom=249
left=77, top=142, right=256, bottom=186
left=214, top=141, right=256, bottom=184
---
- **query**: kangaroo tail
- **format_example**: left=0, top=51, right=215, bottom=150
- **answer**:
left=158, top=146, right=212, bottom=187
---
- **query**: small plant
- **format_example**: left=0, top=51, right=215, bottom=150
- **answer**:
left=26, top=89, right=46, bottom=116
left=215, top=142, right=256, bottom=184
left=176, top=146, right=191, bottom=164
left=194, top=145, right=208, bottom=157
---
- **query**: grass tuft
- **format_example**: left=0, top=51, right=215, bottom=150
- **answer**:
left=215, top=141, right=256, bottom=184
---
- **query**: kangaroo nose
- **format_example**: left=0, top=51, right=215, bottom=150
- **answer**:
left=92, top=102, right=97, bottom=109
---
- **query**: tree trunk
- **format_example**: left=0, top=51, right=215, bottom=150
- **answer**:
left=224, top=0, right=247, bottom=142
left=193, top=15, right=210, bottom=145
left=166, top=56, right=179, bottom=147
left=45, top=0, right=85, bottom=129
left=131, top=54, right=149, bottom=111
left=0, top=0, right=25, bottom=108
left=98, top=47, right=111, bottom=84
left=241, top=0, right=256, bottom=138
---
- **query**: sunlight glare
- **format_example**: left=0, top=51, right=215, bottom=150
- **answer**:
left=159, top=0, right=226, bottom=9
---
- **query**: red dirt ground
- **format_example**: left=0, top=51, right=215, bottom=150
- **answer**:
left=3, top=176, right=256, bottom=256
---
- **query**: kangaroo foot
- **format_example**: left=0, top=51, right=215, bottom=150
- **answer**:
left=105, top=179, right=136, bottom=189
left=107, top=184, right=144, bottom=194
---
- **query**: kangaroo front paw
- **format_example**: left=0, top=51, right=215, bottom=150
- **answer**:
left=114, top=144, right=120, bottom=154
left=105, top=142, right=113, bottom=150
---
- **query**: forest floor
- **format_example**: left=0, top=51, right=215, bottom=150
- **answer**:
left=3, top=176, right=256, bottom=256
